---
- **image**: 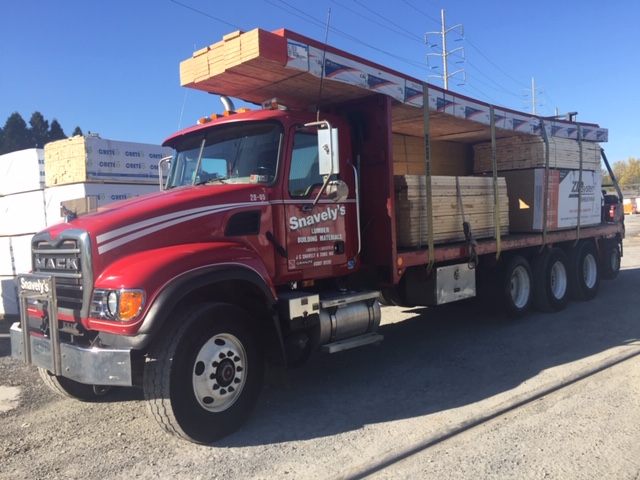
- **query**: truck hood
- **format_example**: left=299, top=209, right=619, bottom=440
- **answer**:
left=43, top=183, right=272, bottom=270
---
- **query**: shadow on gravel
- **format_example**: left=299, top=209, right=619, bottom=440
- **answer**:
left=219, top=266, right=640, bottom=447
left=2, top=269, right=638, bottom=447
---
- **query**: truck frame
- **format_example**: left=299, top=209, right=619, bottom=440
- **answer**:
left=11, top=28, right=624, bottom=444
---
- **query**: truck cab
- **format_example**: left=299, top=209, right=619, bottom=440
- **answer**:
left=11, top=100, right=383, bottom=444
left=162, top=106, right=360, bottom=285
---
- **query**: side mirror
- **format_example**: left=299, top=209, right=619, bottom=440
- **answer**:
left=317, top=125, right=340, bottom=176
left=326, top=179, right=349, bottom=202
left=159, top=156, right=171, bottom=190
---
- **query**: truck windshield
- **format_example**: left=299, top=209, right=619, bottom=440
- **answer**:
left=165, top=121, right=283, bottom=189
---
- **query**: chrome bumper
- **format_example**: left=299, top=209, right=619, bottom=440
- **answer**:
left=10, top=323, right=133, bottom=386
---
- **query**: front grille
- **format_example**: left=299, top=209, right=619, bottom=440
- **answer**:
left=31, top=230, right=92, bottom=315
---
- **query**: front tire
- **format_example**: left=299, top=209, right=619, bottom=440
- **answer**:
left=38, top=368, right=113, bottom=401
left=144, top=303, right=264, bottom=444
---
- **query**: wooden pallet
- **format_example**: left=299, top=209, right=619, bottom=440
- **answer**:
left=394, top=175, right=509, bottom=247
left=473, top=135, right=601, bottom=173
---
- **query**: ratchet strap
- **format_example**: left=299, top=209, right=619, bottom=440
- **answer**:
left=456, top=176, right=478, bottom=269
left=574, top=124, right=583, bottom=245
left=490, top=105, right=502, bottom=260
left=422, top=82, right=435, bottom=273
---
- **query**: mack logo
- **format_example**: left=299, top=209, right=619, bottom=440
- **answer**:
left=35, top=257, right=79, bottom=270
left=19, top=277, right=50, bottom=295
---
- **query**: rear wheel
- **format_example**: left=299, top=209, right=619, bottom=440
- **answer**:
left=38, top=368, right=113, bottom=401
left=144, top=302, right=264, bottom=444
left=532, top=248, right=570, bottom=312
left=568, top=241, right=600, bottom=300
left=601, top=242, right=621, bottom=279
left=498, top=255, right=532, bottom=319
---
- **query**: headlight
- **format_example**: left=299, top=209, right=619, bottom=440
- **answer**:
left=91, top=289, right=145, bottom=321
left=107, top=291, right=119, bottom=316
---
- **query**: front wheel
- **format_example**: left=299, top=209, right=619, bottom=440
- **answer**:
left=38, top=368, right=114, bottom=401
left=144, top=303, right=264, bottom=444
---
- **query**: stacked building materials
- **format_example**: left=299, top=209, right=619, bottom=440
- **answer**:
left=0, top=137, right=171, bottom=315
left=394, top=175, right=509, bottom=247
left=473, top=135, right=601, bottom=173
left=45, top=136, right=171, bottom=185
left=392, top=134, right=472, bottom=176
left=0, top=149, right=45, bottom=315
left=472, top=135, right=602, bottom=232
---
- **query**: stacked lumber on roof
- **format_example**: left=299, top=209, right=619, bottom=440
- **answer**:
left=394, top=175, right=509, bottom=247
left=473, top=135, right=601, bottom=173
left=180, top=29, right=289, bottom=94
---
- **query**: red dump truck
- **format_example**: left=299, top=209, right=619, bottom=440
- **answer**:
left=11, top=28, right=624, bottom=444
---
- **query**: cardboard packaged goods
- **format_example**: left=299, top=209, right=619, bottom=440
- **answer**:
left=503, top=169, right=602, bottom=232
left=45, top=136, right=172, bottom=186
left=0, top=234, right=33, bottom=276
left=0, top=148, right=45, bottom=195
left=473, top=136, right=601, bottom=173
left=44, top=183, right=159, bottom=224
left=0, top=190, right=48, bottom=236
left=394, top=175, right=509, bottom=247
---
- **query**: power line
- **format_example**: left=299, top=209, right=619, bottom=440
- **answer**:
left=169, top=0, right=243, bottom=30
left=264, top=0, right=428, bottom=70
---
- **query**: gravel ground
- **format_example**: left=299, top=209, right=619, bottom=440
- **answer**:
left=1, top=216, right=639, bottom=479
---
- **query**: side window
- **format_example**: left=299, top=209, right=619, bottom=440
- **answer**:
left=289, top=133, right=323, bottom=197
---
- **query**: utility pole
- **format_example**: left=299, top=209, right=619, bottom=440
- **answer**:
left=426, top=9, right=466, bottom=89
left=524, top=77, right=544, bottom=115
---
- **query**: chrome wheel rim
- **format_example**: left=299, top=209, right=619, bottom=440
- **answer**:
left=192, top=333, right=247, bottom=412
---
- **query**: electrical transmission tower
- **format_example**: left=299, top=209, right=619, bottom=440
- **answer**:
left=524, top=77, right=545, bottom=115
left=425, top=9, right=466, bottom=89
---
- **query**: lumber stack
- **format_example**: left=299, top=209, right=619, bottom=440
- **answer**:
left=473, top=136, right=601, bottom=173
left=394, top=175, right=509, bottom=247
left=180, top=29, right=291, bottom=99
left=44, top=136, right=171, bottom=186
left=392, top=134, right=472, bottom=176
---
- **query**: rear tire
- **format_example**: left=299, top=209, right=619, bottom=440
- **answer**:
left=532, top=248, right=570, bottom=312
left=601, top=242, right=621, bottom=279
left=38, top=368, right=113, bottom=401
left=498, top=255, right=532, bottom=319
left=144, top=302, right=264, bottom=444
left=568, top=241, right=600, bottom=300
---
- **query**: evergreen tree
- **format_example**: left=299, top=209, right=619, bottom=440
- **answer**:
left=29, top=111, right=50, bottom=148
left=1, top=112, right=31, bottom=154
left=0, top=126, right=4, bottom=154
left=72, top=125, right=83, bottom=137
left=48, top=119, right=67, bottom=143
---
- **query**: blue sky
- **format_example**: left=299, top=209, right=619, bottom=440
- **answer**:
left=2, top=0, right=638, bottom=164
